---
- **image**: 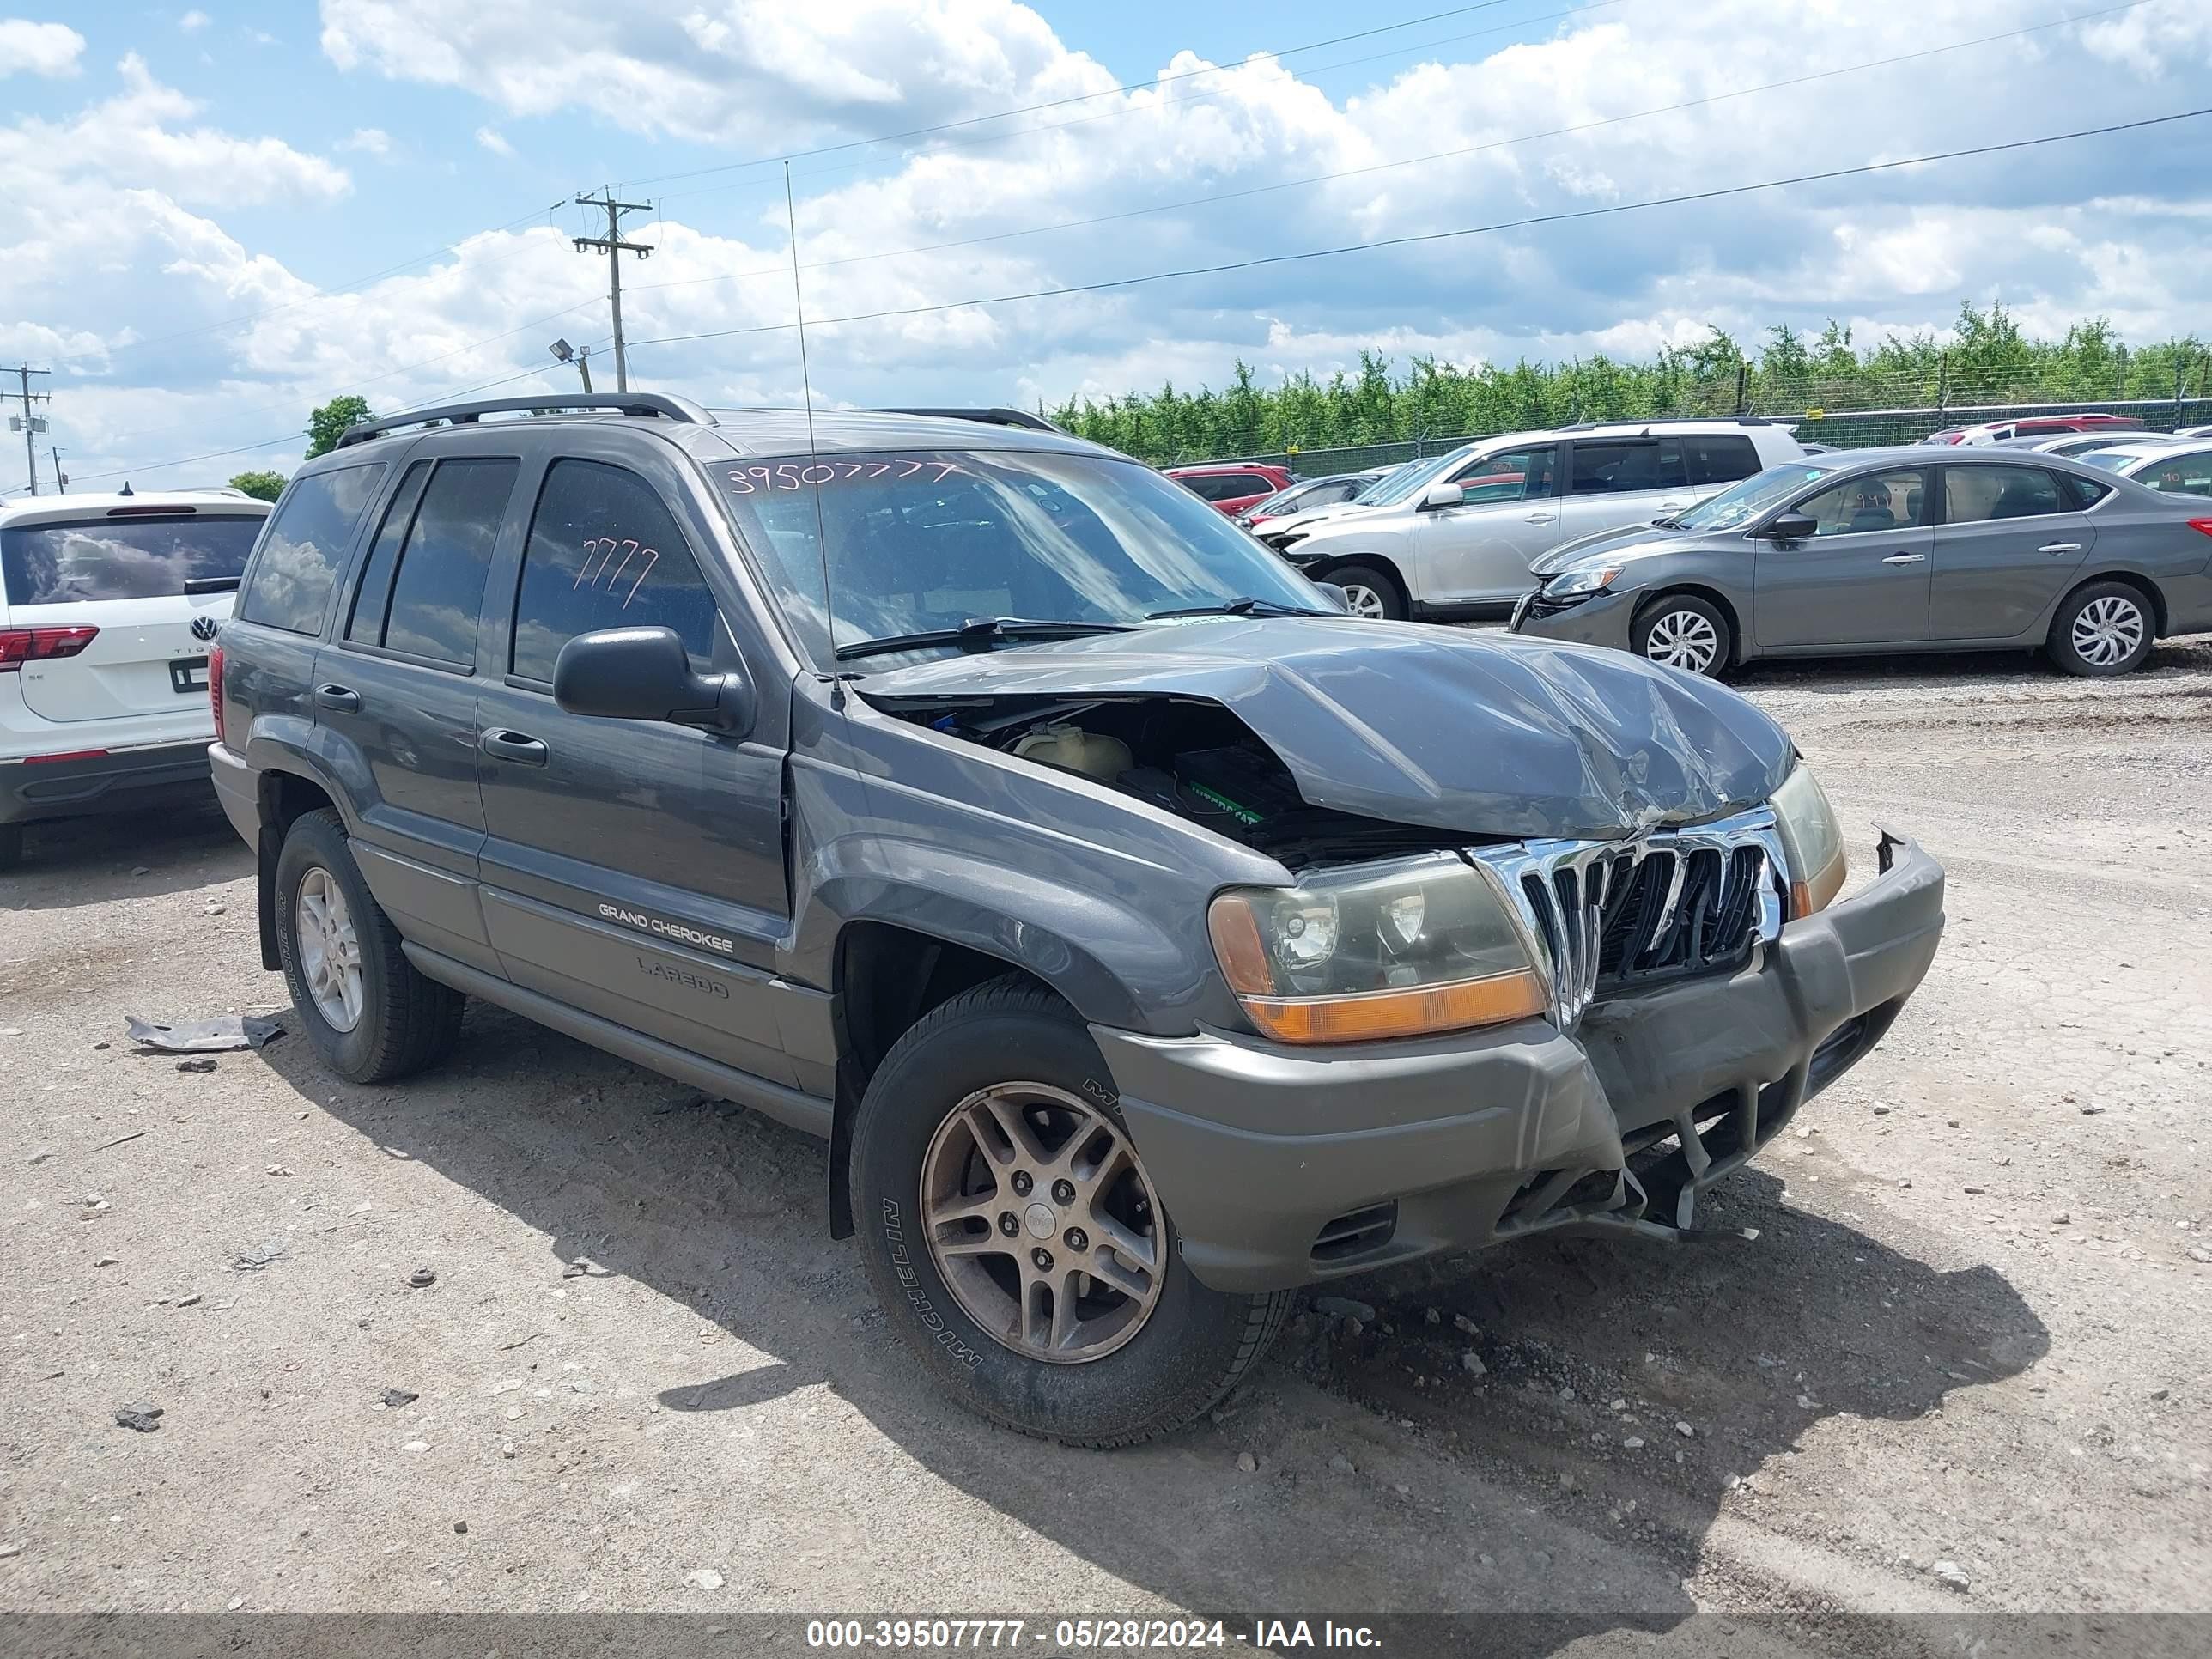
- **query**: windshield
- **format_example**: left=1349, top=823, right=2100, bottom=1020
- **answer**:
left=1, top=514, right=264, bottom=604
left=1675, top=462, right=1839, bottom=531
left=718, top=450, right=1326, bottom=664
left=1352, top=449, right=1465, bottom=507
left=2077, top=449, right=2136, bottom=471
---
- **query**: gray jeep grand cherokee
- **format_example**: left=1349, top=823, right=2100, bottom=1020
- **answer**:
left=210, top=395, right=1945, bottom=1446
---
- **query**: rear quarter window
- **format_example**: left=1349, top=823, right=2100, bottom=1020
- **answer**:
left=236, top=464, right=388, bottom=635
left=1686, top=434, right=1759, bottom=486
left=1, top=514, right=266, bottom=605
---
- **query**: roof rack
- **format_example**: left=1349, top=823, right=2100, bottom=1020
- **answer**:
left=1553, top=416, right=1780, bottom=433
left=334, top=393, right=718, bottom=450
left=875, top=406, right=1061, bottom=433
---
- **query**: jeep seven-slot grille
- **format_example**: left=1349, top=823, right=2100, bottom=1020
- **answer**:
left=1473, top=807, right=1787, bottom=1030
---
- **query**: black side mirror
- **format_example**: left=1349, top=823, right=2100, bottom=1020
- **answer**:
left=1315, top=581, right=1354, bottom=615
left=1760, top=512, right=1818, bottom=541
left=553, top=626, right=755, bottom=736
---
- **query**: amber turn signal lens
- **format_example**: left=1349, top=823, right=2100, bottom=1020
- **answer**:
left=1790, top=847, right=1847, bottom=918
left=1237, top=969, right=1548, bottom=1045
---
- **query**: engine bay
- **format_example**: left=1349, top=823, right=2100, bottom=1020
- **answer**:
left=878, top=693, right=1475, bottom=870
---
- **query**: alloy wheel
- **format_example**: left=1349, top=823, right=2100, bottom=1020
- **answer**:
left=295, top=866, right=365, bottom=1032
left=921, top=1082, right=1164, bottom=1364
left=2071, top=594, right=2145, bottom=668
left=1644, top=609, right=1720, bottom=673
left=1340, top=582, right=1389, bottom=619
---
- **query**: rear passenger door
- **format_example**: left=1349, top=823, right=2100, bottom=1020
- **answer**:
left=472, top=446, right=798, bottom=1085
left=1928, top=465, right=2095, bottom=641
left=1555, top=437, right=1695, bottom=544
left=319, top=449, right=520, bottom=960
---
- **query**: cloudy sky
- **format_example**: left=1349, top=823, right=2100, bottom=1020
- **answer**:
left=3, top=0, right=2209, bottom=491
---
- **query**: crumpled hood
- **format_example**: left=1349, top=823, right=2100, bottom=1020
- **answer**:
left=1261, top=500, right=1382, bottom=540
left=1528, top=521, right=1690, bottom=578
left=858, top=617, right=1795, bottom=839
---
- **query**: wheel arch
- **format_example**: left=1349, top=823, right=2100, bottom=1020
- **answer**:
left=1632, top=584, right=1745, bottom=665
left=252, top=764, right=343, bottom=972
left=1309, top=550, right=1410, bottom=611
left=2054, top=568, right=2169, bottom=638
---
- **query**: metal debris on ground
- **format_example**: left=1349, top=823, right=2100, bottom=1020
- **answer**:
left=233, top=1241, right=286, bottom=1272
left=112, top=1403, right=163, bottom=1432
left=125, top=1013, right=284, bottom=1054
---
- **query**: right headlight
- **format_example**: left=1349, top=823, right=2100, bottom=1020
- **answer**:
left=1206, top=854, right=1547, bottom=1044
left=1771, top=762, right=1846, bottom=916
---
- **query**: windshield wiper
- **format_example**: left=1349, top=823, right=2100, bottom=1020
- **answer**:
left=1145, top=596, right=1333, bottom=621
left=834, top=616, right=1135, bottom=662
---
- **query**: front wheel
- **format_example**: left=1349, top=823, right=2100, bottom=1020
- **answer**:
left=849, top=978, right=1291, bottom=1447
left=1634, top=592, right=1732, bottom=677
left=2049, top=580, right=2154, bottom=676
left=1325, top=561, right=1406, bottom=621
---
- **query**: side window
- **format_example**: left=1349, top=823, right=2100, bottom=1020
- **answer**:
left=1223, top=474, right=1266, bottom=498
left=361, top=459, right=519, bottom=668
left=1795, top=469, right=1929, bottom=537
left=2059, top=472, right=2113, bottom=509
left=1177, top=474, right=1224, bottom=502
left=1686, top=434, right=1759, bottom=486
left=511, top=459, right=723, bottom=684
left=345, top=461, right=431, bottom=644
left=1944, top=465, right=2063, bottom=525
left=1567, top=441, right=1671, bottom=495
left=1455, top=446, right=1556, bottom=501
left=235, top=463, right=387, bottom=635
left=2139, top=451, right=2212, bottom=496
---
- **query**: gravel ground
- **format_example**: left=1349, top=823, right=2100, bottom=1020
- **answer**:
left=1, top=636, right=2207, bottom=1633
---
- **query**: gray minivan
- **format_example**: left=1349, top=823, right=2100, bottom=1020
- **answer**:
left=210, top=396, right=1945, bottom=1445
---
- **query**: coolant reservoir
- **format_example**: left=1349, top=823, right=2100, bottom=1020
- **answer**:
left=1012, top=723, right=1133, bottom=782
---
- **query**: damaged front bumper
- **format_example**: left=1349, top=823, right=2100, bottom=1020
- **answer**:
left=1097, top=830, right=1945, bottom=1294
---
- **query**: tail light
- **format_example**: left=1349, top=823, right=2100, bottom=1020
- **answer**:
left=0, top=625, right=98, bottom=672
left=2188, top=520, right=2212, bottom=539
left=209, top=643, right=227, bottom=745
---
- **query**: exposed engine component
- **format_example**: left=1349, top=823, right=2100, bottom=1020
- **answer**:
left=1009, top=722, right=1132, bottom=782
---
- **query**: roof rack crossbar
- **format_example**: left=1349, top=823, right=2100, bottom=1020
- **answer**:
left=874, top=406, right=1061, bottom=433
left=334, top=393, right=718, bottom=449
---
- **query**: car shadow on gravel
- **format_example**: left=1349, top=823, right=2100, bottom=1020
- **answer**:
left=4, top=793, right=245, bottom=909
left=261, top=1006, right=2048, bottom=1653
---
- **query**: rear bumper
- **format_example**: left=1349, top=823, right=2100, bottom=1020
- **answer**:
left=209, top=740, right=258, bottom=849
left=0, top=740, right=216, bottom=826
left=1098, top=831, right=1945, bottom=1293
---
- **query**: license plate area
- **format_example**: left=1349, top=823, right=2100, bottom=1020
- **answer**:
left=169, top=655, right=210, bottom=695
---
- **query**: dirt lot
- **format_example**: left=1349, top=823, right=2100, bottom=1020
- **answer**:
left=2, top=637, right=2208, bottom=1638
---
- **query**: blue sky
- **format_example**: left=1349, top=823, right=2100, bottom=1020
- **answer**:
left=4, top=0, right=2209, bottom=491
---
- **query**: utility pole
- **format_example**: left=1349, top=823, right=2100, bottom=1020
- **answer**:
left=51, top=446, right=65, bottom=491
left=572, top=191, right=653, bottom=392
left=3, top=364, right=51, bottom=495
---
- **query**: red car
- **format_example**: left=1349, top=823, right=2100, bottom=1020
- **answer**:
left=1922, top=411, right=2146, bottom=446
left=1165, top=462, right=1299, bottom=517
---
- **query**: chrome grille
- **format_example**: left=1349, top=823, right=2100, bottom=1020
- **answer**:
left=1471, top=807, right=1787, bottom=1030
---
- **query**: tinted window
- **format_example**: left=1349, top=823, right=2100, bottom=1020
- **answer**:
left=372, top=459, right=517, bottom=667
left=512, top=460, right=723, bottom=682
left=1568, top=441, right=1687, bottom=495
left=1177, top=474, right=1235, bottom=502
left=2136, top=450, right=2212, bottom=496
left=2057, top=472, right=2113, bottom=509
left=1796, top=469, right=1928, bottom=537
left=236, top=464, right=386, bottom=635
left=1945, top=466, right=2063, bottom=525
left=1, top=514, right=264, bottom=605
left=1454, top=445, right=1557, bottom=501
left=1685, top=434, right=1759, bottom=486
left=345, top=461, right=431, bottom=644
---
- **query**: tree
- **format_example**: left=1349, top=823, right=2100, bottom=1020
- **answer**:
left=304, top=395, right=374, bottom=459
left=228, top=470, right=286, bottom=501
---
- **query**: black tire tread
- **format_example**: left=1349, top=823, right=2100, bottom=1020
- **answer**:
left=860, top=975, right=1293, bottom=1449
left=2047, top=579, right=2155, bottom=678
left=1324, top=559, right=1407, bottom=622
left=278, top=809, right=464, bottom=1084
left=1632, top=590, right=1733, bottom=676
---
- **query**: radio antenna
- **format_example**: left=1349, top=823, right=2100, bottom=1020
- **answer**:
left=785, top=161, right=841, bottom=684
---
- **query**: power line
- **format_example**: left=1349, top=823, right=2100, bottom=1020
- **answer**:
left=626, top=106, right=2212, bottom=353
left=620, top=0, right=1534, bottom=191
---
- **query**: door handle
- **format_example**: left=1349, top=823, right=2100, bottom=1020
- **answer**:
left=1881, top=553, right=1926, bottom=566
left=1524, top=512, right=1556, bottom=525
left=313, top=684, right=361, bottom=712
left=479, top=729, right=549, bottom=766
left=2039, top=542, right=2082, bottom=554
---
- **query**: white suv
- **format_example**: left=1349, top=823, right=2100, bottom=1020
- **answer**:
left=0, top=488, right=271, bottom=869
left=1262, top=419, right=1807, bottom=620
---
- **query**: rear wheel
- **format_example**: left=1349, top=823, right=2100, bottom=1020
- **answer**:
left=849, top=978, right=1291, bottom=1446
left=1633, top=593, right=1732, bottom=677
left=275, top=809, right=464, bottom=1084
left=1327, top=561, right=1405, bottom=621
left=2049, top=580, right=2154, bottom=677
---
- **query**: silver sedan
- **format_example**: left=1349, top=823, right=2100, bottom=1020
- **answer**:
left=1511, top=446, right=2212, bottom=677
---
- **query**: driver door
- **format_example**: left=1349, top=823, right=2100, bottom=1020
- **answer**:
left=1413, top=443, right=1563, bottom=604
left=1753, top=466, right=1933, bottom=647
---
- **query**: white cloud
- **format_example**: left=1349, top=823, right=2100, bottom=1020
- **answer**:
left=339, top=125, right=390, bottom=155
left=474, top=125, right=514, bottom=158
left=179, top=9, right=210, bottom=32
left=0, top=17, right=85, bottom=76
